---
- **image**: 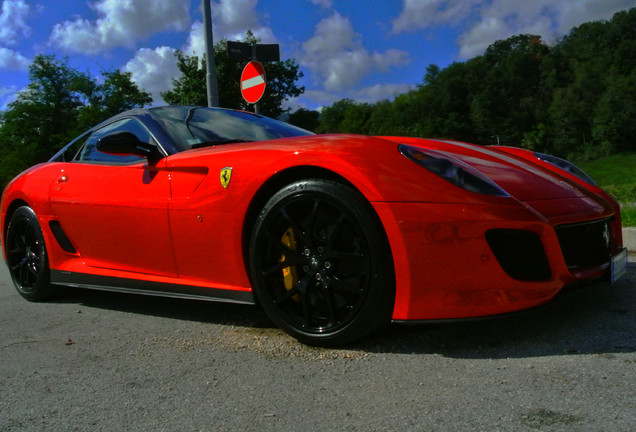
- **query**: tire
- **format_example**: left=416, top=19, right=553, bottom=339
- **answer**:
left=5, top=206, right=56, bottom=301
left=249, top=179, right=394, bottom=346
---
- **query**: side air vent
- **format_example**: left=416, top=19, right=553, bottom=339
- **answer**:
left=49, top=221, right=77, bottom=254
left=486, top=229, right=552, bottom=281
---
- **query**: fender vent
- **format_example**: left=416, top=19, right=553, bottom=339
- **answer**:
left=49, top=221, right=77, bottom=254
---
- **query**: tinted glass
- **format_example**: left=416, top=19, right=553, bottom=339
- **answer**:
left=150, top=106, right=312, bottom=152
left=75, top=118, right=153, bottom=164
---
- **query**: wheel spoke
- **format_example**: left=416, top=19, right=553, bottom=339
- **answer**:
left=263, top=258, right=303, bottom=277
left=323, top=213, right=345, bottom=247
left=280, top=207, right=308, bottom=244
left=306, top=200, right=322, bottom=245
left=273, top=272, right=309, bottom=305
left=273, top=286, right=298, bottom=304
left=19, top=263, right=28, bottom=287
left=264, top=230, right=304, bottom=259
left=11, top=231, right=26, bottom=249
left=329, top=276, right=364, bottom=295
left=322, top=282, right=339, bottom=322
left=11, top=256, right=29, bottom=271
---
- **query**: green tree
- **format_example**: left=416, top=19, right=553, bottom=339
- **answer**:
left=162, top=31, right=305, bottom=118
left=0, top=54, right=152, bottom=189
left=288, top=108, right=320, bottom=131
left=160, top=50, right=208, bottom=106
left=315, top=99, right=357, bottom=133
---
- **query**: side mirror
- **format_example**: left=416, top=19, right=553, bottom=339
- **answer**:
left=96, top=131, right=160, bottom=159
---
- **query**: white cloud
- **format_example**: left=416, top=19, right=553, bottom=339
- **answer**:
left=49, top=0, right=189, bottom=54
left=183, top=21, right=205, bottom=57
left=123, top=46, right=179, bottom=104
left=0, top=85, right=19, bottom=109
left=0, top=47, right=29, bottom=70
left=0, top=0, right=30, bottom=45
left=392, top=0, right=479, bottom=33
left=308, top=0, right=333, bottom=8
left=554, top=0, right=636, bottom=34
left=212, top=0, right=276, bottom=43
left=392, top=0, right=635, bottom=58
left=350, top=83, right=413, bottom=103
left=302, top=13, right=410, bottom=92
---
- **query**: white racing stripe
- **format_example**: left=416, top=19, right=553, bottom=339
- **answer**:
left=242, top=74, right=265, bottom=89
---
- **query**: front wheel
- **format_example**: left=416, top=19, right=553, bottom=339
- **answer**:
left=249, top=179, right=394, bottom=346
left=5, top=206, right=56, bottom=301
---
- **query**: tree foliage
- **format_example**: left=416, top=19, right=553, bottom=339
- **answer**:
left=310, top=8, right=636, bottom=159
left=162, top=31, right=304, bottom=118
left=0, top=55, right=151, bottom=188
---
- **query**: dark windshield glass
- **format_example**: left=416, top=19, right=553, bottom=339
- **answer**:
left=150, top=106, right=313, bottom=152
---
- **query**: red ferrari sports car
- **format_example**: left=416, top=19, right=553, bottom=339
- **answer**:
left=1, top=106, right=629, bottom=345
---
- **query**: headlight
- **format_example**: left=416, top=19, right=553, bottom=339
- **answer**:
left=534, top=152, right=597, bottom=186
left=399, top=144, right=509, bottom=197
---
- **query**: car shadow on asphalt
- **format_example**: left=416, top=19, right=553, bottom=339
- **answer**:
left=52, top=267, right=635, bottom=359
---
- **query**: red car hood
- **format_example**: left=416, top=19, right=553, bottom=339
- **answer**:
left=382, top=137, right=586, bottom=202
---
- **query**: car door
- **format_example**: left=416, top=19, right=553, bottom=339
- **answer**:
left=49, top=117, right=177, bottom=277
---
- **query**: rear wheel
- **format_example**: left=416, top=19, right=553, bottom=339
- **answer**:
left=249, top=179, right=394, bottom=346
left=6, top=206, right=55, bottom=301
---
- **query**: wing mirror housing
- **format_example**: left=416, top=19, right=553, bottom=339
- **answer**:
left=97, top=131, right=161, bottom=160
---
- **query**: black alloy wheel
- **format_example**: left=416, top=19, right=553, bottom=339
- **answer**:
left=250, top=179, right=394, bottom=346
left=6, top=206, right=55, bottom=301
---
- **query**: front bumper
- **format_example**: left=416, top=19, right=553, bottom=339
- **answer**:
left=373, top=199, right=621, bottom=321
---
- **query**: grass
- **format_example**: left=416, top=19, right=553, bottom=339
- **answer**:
left=621, top=205, right=636, bottom=227
left=578, top=153, right=636, bottom=227
left=577, top=153, right=636, bottom=186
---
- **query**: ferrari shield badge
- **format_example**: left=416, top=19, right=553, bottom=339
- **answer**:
left=220, top=167, right=233, bottom=189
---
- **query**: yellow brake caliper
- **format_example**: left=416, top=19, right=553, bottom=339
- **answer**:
left=280, top=226, right=299, bottom=299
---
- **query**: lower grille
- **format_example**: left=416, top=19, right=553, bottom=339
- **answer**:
left=555, top=219, right=611, bottom=270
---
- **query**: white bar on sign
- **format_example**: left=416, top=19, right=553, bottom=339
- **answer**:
left=242, top=74, right=265, bottom=89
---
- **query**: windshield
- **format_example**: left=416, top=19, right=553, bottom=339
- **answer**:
left=150, top=106, right=313, bottom=152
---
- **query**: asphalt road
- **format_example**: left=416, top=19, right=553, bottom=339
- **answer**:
left=0, top=262, right=634, bottom=432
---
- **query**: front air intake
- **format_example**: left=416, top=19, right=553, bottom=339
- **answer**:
left=486, top=229, right=552, bottom=281
left=555, top=219, right=611, bottom=270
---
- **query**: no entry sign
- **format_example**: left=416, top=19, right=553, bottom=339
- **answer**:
left=240, top=61, right=266, bottom=104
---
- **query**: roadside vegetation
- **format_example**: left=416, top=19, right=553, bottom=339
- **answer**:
left=579, top=154, right=636, bottom=227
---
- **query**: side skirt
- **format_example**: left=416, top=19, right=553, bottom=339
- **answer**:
left=50, top=270, right=255, bottom=305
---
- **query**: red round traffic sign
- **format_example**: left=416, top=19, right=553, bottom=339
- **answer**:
left=240, top=61, right=266, bottom=104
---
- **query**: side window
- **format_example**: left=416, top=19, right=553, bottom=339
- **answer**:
left=75, top=118, right=154, bottom=164
left=50, top=134, right=89, bottom=162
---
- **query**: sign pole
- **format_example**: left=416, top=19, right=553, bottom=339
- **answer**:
left=202, top=0, right=219, bottom=107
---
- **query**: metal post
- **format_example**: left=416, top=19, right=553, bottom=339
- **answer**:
left=202, top=0, right=219, bottom=107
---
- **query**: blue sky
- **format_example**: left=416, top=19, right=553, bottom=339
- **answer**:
left=0, top=0, right=634, bottom=112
